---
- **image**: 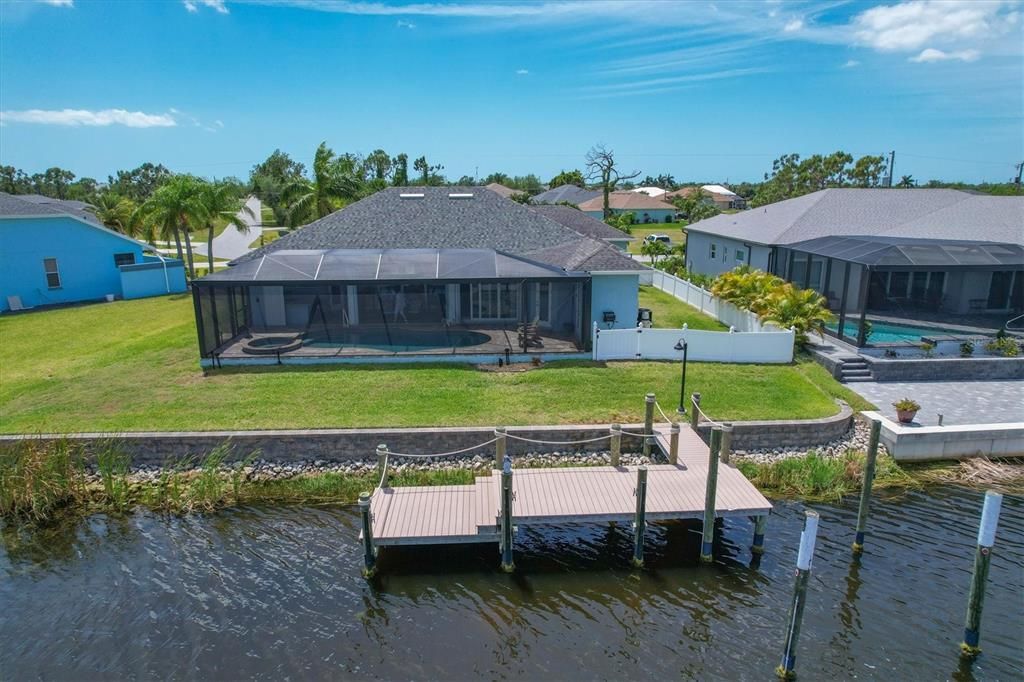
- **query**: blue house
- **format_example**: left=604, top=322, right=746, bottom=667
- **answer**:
left=191, top=186, right=647, bottom=365
left=577, top=191, right=677, bottom=224
left=0, top=192, right=187, bottom=313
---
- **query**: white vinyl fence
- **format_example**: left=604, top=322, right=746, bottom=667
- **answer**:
left=592, top=324, right=795, bottom=363
left=649, top=269, right=767, bottom=333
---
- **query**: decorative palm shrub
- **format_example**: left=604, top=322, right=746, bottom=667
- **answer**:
left=985, top=336, right=1021, bottom=357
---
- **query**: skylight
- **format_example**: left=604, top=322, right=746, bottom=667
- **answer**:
left=399, top=193, right=425, bottom=199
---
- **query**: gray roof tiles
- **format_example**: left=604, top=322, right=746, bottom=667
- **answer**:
left=687, top=188, right=1024, bottom=247
left=532, top=185, right=602, bottom=205
left=527, top=204, right=634, bottom=242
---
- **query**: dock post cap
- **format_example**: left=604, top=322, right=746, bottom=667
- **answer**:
left=376, top=444, right=388, bottom=452
left=670, top=422, right=680, bottom=432
left=645, top=393, right=656, bottom=402
left=495, top=426, right=506, bottom=433
left=358, top=491, right=371, bottom=504
left=978, top=490, right=1003, bottom=548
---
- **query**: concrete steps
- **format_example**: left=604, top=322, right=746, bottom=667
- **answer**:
left=839, top=357, right=874, bottom=383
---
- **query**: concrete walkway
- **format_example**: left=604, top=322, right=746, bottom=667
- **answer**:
left=846, top=380, right=1024, bottom=426
left=194, top=196, right=262, bottom=261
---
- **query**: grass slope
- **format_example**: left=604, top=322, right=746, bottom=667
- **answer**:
left=638, top=286, right=726, bottom=331
left=0, top=295, right=851, bottom=433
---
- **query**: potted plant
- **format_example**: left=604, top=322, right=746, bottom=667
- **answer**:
left=960, top=340, right=974, bottom=357
left=892, top=397, right=921, bottom=424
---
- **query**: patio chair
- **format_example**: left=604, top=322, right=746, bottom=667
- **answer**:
left=518, top=317, right=544, bottom=349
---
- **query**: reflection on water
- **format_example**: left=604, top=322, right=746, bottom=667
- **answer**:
left=1, top=488, right=1021, bottom=680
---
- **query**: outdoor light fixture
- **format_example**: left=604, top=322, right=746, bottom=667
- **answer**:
left=674, top=338, right=688, bottom=415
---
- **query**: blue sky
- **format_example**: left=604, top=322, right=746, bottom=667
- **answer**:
left=1, top=0, right=1021, bottom=184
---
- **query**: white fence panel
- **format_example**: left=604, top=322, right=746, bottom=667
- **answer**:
left=649, top=269, right=769, bottom=332
left=594, top=325, right=794, bottom=364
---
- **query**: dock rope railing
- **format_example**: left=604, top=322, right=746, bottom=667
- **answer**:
left=504, top=433, right=613, bottom=446
left=654, top=401, right=677, bottom=427
left=692, top=400, right=725, bottom=428
left=374, top=438, right=501, bottom=491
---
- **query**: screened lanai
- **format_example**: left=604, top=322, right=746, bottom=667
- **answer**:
left=192, top=248, right=591, bottom=360
left=771, top=237, right=1024, bottom=346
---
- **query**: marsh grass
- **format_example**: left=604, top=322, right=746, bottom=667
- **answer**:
left=0, top=440, right=87, bottom=520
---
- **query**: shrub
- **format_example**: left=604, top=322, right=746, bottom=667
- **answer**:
left=920, top=341, right=935, bottom=358
left=959, top=340, right=974, bottom=357
left=985, top=336, right=1020, bottom=357
left=883, top=348, right=898, bottom=359
left=892, top=397, right=920, bottom=412
left=860, top=320, right=873, bottom=343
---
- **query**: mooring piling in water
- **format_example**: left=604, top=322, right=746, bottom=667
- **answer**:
left=668, top=422, right=680, bottom=465
left=852, top=418, right=882, bottom=553
left=376, top=444, right=390, bottom=489
left=500, top=455, right=515, bottom=573
left=631, top=466, right=648, bottom=568
left=777, top=510, right=820, bottom=680
left=689, top=392, right=701, bottom=432
left=700, top=426, right=722, bottom=563
left=494, top=427, right=506, bottom=469
left=358, top=491, right=377, bottom=578
left=643, top=393, right=656, bottom=457
left=752, top=514, right=768, bottom=555
left=961, top=490, right=1003, bottom=657
left=610, top=423, right=622, bottom=467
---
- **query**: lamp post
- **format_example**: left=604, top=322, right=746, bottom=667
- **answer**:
left=673, top=338, right=688, bottom=415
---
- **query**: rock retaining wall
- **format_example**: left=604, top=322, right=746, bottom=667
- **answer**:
left=695, top=401, right=854, bottom=450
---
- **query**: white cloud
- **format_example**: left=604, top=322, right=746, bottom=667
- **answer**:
left=396, top=19, right=415, bottom=28
left=842, top=59, right=860, bottom=68
left=39, top=0, right=74, bottom=7
left=783, top=18, right=804, bottom=32
left=910, top=47, right=981, bottom=63
left=0, top=108, right=177, bottom=128
left=184, top=0, right=228, bottom=13
left=214, top=119, right=225, bottom=128
left=853, top=0, right=1016, bottom=52
left=515, top=68, right=529, bottom=75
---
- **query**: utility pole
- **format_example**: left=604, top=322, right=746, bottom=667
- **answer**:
left=887, top=150, right=895, bottom=187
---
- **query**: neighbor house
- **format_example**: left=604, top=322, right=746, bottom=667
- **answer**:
left=191, top=186, right=646, bottom=365
left=684, top=188, right=1023, bottom=344
left=531, top=184, right=601, bottom=206
left=577, top=191, right=676, bottom=223
left=0, top=192, right=187, bottom=312
left=631, top=186, right=668, bottom=198
left=528, top=204, right=634, bottom=251
left=484, top=182, right=517, bottom=199
left=667, top=184, right=747, bottom=210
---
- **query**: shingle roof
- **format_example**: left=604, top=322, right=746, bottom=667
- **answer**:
left=0, top=192, right=66, bottom=217
left=687, top=188, right=1024, bottom=247
left=531, top=184, right=602, bottom=205
left=0, top=192, right=102, bottom=225
left=528, top=204, right=633, bottom=242
left=238, top=186, right=645, bottom=274
left=484, top=182, right=517, bottom=198
left=577, top=191, right=676, bottom=212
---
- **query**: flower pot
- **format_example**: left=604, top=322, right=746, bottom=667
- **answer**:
left=897, top=409, right=918, bottom=424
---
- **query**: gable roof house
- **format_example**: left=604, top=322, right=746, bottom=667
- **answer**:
left=577, top=191, right=677, bottom=224
left=531, top=184, right=602, bottom=206
left=528, top=204, right=634, bottom=251
left=484, top=182, right=517, bottom=198
left=193, top=186, right=646, bottom=365
left=0, top=192, right=187, bottom=312
left=667, top=185, right=747, bottom=210
left=684, top=188, right=1024, bottom=345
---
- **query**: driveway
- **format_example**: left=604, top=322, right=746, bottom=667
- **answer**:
left=195, top=196, right=262, bottom=261
left=846, top=380, right=1024, bottom=426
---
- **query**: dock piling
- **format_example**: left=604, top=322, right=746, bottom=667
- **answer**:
left=610, top=424, right=622, bottom=467
left=752, top=515, right=768, bottom=555
left=776, top=510, right=820, bottom=680
left=500, top=455, right=515, bottom=573
left=376, top=444, right=390, bottom=489
left=689, top=393, right=701, bottom=432
left=643, top=393, right=656, bottom=457
left=494, top=427, right=507, bottom=469
left=961, top=490, right=1003, bottom=657
left=852, top=418, right=881, bottom=553
left=720, top=424, right=734, bottom=464
left=669, top=422, right=680, bottom=465
left=632, top=466, right=648, bottom=568
left=358, top=491, right=377, bottom=578
left=700, top=426, right=722, bottom=563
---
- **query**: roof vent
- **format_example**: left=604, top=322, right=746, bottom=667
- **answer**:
left=448, top=193, right=474, bottom=199
left=400, top=193, right=425, bottom=199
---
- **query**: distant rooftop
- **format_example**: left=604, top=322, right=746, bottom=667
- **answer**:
left=531, top=184, right=601, bottom=206
left=484, top=182, right=517, bottom=198
left=577, top=191, right=675, bottom=212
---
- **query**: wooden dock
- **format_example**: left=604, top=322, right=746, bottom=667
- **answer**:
left=368, top=423, right=771, bottom=548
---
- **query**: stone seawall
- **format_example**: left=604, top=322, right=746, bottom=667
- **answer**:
left=863, top=356, right=1024, bottom=382
left=695, top=401, right=854, bottom=450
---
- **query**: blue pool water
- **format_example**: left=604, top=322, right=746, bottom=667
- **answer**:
left=305, top=328, right=490, bottom=351
left=828, top=320, right=968, bottom=344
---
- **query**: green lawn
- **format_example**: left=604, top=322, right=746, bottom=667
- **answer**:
left=260, top=206, right=277, bottom=226
left=638, top=286, right=726, bottom=331
left=627, top=224, right=687, bottom=254
left=0, top=296, right=863, bottom=433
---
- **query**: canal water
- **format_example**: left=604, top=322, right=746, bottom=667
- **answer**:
left=1, top=486, right=1021, bottom=680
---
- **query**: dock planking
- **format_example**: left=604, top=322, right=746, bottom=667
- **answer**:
left=368, top=423, right=771, bottom=547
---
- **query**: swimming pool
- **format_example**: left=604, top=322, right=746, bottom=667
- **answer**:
left=304, top=328, right=491, bottom=352
left=828, top=320, right=971, bottom=344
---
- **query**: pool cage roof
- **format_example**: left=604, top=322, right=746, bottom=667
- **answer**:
left=198, top=248, right=586, bottom=285
left=785, top=236, right=1024, bottom=268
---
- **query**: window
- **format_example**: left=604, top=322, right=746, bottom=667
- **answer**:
left=43, top=258, right=61, bottom=289
left=469, top=283, right=520, bottom=320
left=709, top=243, right=717, bottom=259
left=735, top=249, right=746, bottom=263
left=533, top=282, right=551, bottom=324
left=722, top=247, right=729, bottom=262
left=113, top=252, right=136, bottom=267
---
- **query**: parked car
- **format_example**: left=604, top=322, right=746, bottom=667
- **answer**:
left=644, top=234, right=672, bottom=246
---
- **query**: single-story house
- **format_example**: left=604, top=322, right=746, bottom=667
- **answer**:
left=684, top=188, right=1024, bottom=344
left=528, top=204, right=634, bottom=251
left=667, top=184, right=747, bottom=210
left=631, top=186, right=668, bottom=198
left=191, top=186, right=646, bottom=364
left=0, top=192, right=187, bottom=312
left=578, top=191, right=677, bottom=223
left=485, top=182, right=517, bottom=199
left=531, top=184, right=602, bottom=206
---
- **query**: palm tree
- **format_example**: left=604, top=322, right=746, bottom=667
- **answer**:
left=199, top=181, right=256, bottom=271
left=138, top=175, right=208, bottom=280
left=282, top=142, right=361, bottom=228
left=91, top=193, right=141, bottom=237
left=897, top=175, right=915, bottom=188
left=761, top=285, right=834, bottom=347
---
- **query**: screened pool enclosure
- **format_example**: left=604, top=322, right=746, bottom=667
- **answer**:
left=193, top=249, right=591, bottom=361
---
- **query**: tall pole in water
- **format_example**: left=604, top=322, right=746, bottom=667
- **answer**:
left=852, top=418, right=882, bottom=553
left=961, top=491, right=1003, bottom=657
left=776, top=510, right=820, bottom=680
left=358, top=492, right=377, bottom=578
left=700, top=426, right=722, bottom=563
left=500, top=455, right=515, bottom=573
